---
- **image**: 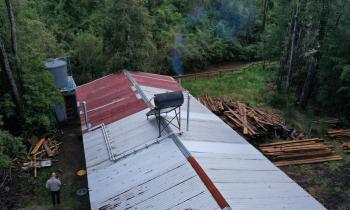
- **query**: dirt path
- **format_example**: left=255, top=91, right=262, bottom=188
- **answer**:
left=174, top=61, right=262, bottom=80
left=204, top=62, right=246, bottom=72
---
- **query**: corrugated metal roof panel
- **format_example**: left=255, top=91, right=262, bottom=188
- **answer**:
left=82, top=108, right=221, bottom=210
left=76, top=73, right=147, bottom=127
left=137, top=84, right=327, bottom=210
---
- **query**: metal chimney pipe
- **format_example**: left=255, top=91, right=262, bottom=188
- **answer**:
left=82, top=101, right=89, bottom=128
left=179, top=106, right=181, bottom=131
left=186, top=92, right=190, bottom=131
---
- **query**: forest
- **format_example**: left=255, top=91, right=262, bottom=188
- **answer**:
left=0, top=0, right=350, bottom=208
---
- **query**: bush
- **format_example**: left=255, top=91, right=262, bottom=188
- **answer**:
left=0, top=130, right=25, bottom=169
left=268, top=92, right=299, bottom=123
left=268, top=93, right=287, bottom=109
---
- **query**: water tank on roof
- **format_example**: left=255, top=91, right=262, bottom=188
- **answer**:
left=45, top=58, right=68, bottom=89
left=154, top=91, right=184, bottom=109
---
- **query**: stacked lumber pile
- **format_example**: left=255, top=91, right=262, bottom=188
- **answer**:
left=259, top=138, right=342, bottom=166
left=198, top=96, right=289, bottom=138
left=25, top=135, right=62, bottom=177
left=313, top=118, right=340, bottom=127
left=327, top=129, right=350, bottom=141
left=343, top=143, right=350, bottom=153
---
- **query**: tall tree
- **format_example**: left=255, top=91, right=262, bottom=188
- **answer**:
left=285, top=0, right=304, bottom=89
left=299, top=0, right=330, bottom=106
left=103, top=0, right=156, bottom=71
left=262, top=0, right=270, bottom=30
left=4, top=0, right=22, bottom=87
left=4, top=0, right=16, bottom=55
left=0, top=38, right=23, bottom=118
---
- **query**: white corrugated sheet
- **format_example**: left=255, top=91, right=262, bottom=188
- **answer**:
left=138, top=85, right=327, bottom=210
left=83, top=109, right=221, bottom=210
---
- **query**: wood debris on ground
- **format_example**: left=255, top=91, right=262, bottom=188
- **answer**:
left=327, top=129, right=350, bottom=141
left=198, top=96, right=346, bottom=166
left=259, top=138, right=342, bottom=166
left=24, top=134, right=62, bottom=177
left=198, top=96, right=289, bottom=138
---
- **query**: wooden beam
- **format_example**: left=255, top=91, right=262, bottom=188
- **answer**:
left=31, top=138, right=46, bottom=155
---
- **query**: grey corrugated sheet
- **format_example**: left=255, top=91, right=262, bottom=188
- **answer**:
left=139, top=85, right=327, bottom=210
left=83, top=108, right=221, bottom=210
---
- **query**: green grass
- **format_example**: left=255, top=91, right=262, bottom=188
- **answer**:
left=182, top=63, right=277, bottom=106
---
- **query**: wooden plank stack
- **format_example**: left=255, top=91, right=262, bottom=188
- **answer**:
left=259, top=138, right=342, bottom=166
left=312, top=118, right=340, bottom=127
left=327, top=129, right=350, bottom=141
left=198, top=96, right=289, bottom=138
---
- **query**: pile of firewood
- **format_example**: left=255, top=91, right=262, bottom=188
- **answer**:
left=24, top=135, right=62, bottom=177
left=259, top=138, right=342, bottom=166
left=327, top=129, right=350, bottom=141
left=198, top=96, right=289, bottom=138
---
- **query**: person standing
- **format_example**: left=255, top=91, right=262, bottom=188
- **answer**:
left=45, top=172, right=61, bottom=206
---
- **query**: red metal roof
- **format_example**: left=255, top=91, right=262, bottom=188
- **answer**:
left=76, top=73, right=147, bottom=127
left=130, top=72, right=182, bottom=91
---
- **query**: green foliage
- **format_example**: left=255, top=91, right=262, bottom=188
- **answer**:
left=337, top=65, right=350, bottom=99
left=103, top=0, right=156, bottom=71
left=72, top=32, right=105, bottom=83
left=261, top=0, right=350, bottom=117
left=0, top=93, right=16, bottom=119
left=8, top=0, right=263, bottom=77
left=261, top=0, right=294, bottom=58
left=169, top=0, right=259, bottom=72
left=17, top=1, right=64, bottom=64
left=340, top=65, right=350, bottom=82
left=29, top=0, right=101, bottom=46
left=22, top=71, right=63, bottom=135
left=318, top=3, right=350, bottom=115
left=0, top=0, right=64, bottom=136
left=268, top=93, right=287, bottom=109
left=0, top=129, right=25, bottom=169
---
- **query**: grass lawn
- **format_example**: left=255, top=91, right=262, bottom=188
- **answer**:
left=182, top=62, right=277, bottom=106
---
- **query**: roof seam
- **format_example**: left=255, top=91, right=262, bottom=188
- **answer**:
left=124, top=69, right=153, bottom=108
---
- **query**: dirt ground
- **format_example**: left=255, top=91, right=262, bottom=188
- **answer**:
left=280, top=143, right=350, bottom=210
left=17, top=121, right=90, bottom=210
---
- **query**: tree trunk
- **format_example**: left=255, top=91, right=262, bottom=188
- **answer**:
left=0, top=38, right=24, bottom=118
left=299, top=0, right=330, bottom=106
left=285, top=0, right=303, bottom=89
left=5, top=0, right=23, bottom=89
left=299, top=56, right=317, bottom=106
left=262, top=0, right=270, bottom=30
left=5, top=0, right=17, bottom=55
